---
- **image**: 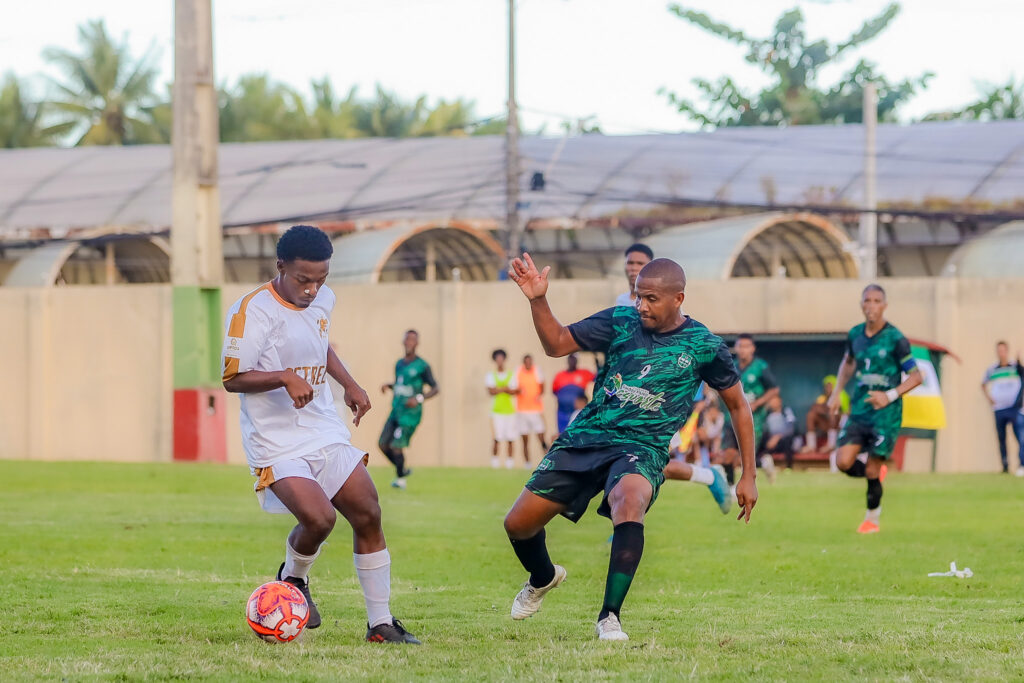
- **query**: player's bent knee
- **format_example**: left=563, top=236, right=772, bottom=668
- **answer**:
left=503, top=510, right=534, bottom=540
left=305, top=510, right=337, bottom=540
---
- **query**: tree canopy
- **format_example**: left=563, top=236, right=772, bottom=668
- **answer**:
left=661, top=3, right=932, bottom=127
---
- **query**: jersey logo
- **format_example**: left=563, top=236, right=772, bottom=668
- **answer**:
left=677, top=353, right=694, bottom=369
left=318, top=318, right=328, bottom=337
left=603, top=373, right=665, bottom=412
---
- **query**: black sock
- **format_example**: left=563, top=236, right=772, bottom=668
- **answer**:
left=509, top=530, right=555, bottom=588
left=867, top=478, right=882, bottom=510
left=723, top=463, right=735, bottom=485
left=844, top=459, right=866, bottom=478
left=392, top=449, right=407, bottom=477
left=599, top=522, right=645, bottom=621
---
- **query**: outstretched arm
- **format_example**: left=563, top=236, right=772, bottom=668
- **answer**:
left=327, top=346, right=371, bottom=426
left=508, top=253, right=580, bottom=358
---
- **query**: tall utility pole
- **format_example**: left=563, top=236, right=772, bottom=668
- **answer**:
left=505, top=0, right=522, bottom=259
left=171, top=0, right=226, bottom=462
left=860, top=83, right=878, bottom=280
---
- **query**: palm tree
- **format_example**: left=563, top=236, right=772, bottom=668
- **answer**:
left=218, top=74, right=315, bottom=142
left=43, top=19, right=164, bottom=145
left=0, top=73, right=75, bottom=147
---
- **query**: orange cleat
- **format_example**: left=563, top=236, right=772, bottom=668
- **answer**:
left=857, top=520, right=880, bottom=534
left=879, top=464, right=888, bottom=483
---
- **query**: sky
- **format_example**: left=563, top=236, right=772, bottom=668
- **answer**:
left=0, top=0, right=1019, bottom=135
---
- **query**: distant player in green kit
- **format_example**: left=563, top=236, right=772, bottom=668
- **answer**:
left=503, top=254, right=758, bottom=641
left=717, top=334, right=779, bottom=484
left=379, top=330, right=439, bottom=489
left=828, top=284, right=921, bottom=534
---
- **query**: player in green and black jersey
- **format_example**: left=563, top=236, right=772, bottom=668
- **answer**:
left=718, top=334, right=780, bottom=484
left=379, top=330, right=438, bottom=490
left=503, top=254, right=758, bottom=642
left=829, top=284, right=921, bottom=534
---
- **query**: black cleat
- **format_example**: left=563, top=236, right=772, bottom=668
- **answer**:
left=277, top=562, right=321, bottom=629
left=365, top=618, right=421, bottom=644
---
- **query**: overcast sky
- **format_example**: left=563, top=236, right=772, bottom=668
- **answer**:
left=1, top=0, right=1019, bottom=134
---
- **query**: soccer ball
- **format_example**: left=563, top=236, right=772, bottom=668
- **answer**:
left=245, top=580, right=309, bottom=643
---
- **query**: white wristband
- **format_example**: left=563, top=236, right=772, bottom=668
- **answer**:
left=416, top=393, right=425, bottom=404
left=885, top=389, right=899, bottom=404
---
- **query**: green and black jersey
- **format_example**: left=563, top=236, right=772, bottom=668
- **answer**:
left=554, top=307, right=741, bottom=465
left=845, top=322, right=916, bottom=426
left=389, top=356, right=436, bottom=423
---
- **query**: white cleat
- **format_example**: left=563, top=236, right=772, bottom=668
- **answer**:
left=760, top=455, right=777, bottom=484
left=596, top=613, right=629, bottom=641
left=510, top=564, right=566, bottom=620
left=1015, top=466, right=1024, bottom=478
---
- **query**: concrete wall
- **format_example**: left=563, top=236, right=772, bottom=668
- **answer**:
left=3, top=278, right=1022, bottom=472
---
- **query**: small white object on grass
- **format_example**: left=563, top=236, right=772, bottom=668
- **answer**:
left=927, top=561, right=973, bottom=578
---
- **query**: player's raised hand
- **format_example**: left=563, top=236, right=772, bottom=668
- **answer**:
left=735, top=476, right=758, bottom=523
left=508, top=252, right=551, bottom=301
left=344, top=383, right=371, bottom=426
left=282, top=370, right=314, bottom=409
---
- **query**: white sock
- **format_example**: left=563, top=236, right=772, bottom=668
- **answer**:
left=354, top=549, right=393, bottom=628
left=826, top=429, right=837, bottom=449
left=865, top=507, right=881, bottom=523
left=689, top=465, right=715, bottom=486
left=283, top=539, right=321, bottom=581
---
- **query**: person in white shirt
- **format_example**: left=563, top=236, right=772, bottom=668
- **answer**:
left=981, top=340, right=1024, bottom=475
left=614, top=243, right=653, bottom=308
left=221, top=225, right=419, bottom=644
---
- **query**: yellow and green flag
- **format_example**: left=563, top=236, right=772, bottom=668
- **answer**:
left=901, top=345, right=946, bottom=430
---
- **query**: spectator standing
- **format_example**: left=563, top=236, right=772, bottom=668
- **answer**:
left=552, top=353, right=595, bottom=435
left=516, top=354, right=548, bottom=465
left=981, top=341, right=1024, bottom=475
left=486, top=349, right=520, bottom=469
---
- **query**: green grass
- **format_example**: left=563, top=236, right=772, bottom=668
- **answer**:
left=1, top=462, right=1023, bottom=681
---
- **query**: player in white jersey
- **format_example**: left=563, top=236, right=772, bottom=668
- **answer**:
left=221, top=225, right=420, bottom=644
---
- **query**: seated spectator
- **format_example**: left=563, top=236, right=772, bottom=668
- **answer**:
left=803, top=374, right=849, bottom=453
left=764, top=395, right=797, bottom=469
left=694, top=400, right=725, bottom=468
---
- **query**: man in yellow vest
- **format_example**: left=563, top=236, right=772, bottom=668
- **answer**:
left=486, top=349, right=521, bottom=468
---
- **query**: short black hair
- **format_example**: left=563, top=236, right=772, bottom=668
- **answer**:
left=736, top=333, right=755, bottom=344
left=523, top=354, right=533, bottom=361
left=405, top=329, right=419, bottom=337
left=276, top=225, right=333, bottom=262
left=996, top=340, right=1008, bottom=347
left=863, top=283, right=886, bottom=299
left=492, top=348, right=507, bottom=361
left=624, top=243, right=654, bottom=260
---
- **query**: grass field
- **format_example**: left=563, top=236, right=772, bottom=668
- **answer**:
left=1, top=461, right=1022, bottom=681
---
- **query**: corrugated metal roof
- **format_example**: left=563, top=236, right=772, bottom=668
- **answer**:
left=1, top=119, right=1023, bottom=234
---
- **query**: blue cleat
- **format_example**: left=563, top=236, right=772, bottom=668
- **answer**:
left=709, top=465, right=732, bottom=514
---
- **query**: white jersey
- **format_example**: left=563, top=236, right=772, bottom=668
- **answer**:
left=222, top=282, right=351, bottom=468
left=615, top=291, right=634, bottom=307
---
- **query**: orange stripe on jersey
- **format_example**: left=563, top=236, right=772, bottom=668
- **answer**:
left=222, top=356, right=240, bottom=382
left=228, top=283, right=271, bottom=338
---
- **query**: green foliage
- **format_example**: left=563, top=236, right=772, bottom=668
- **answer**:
left=926, top=78, right=1024, bottom=122
left=1, top=462, right=1022, bottom=680
left=43, top=19, right=164, bottom=145
left=0, top=73, right=75, bottom=148
left=663, top=3, right=931, bottom=127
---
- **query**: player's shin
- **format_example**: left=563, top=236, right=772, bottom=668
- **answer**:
left=354, top=549, right=393, bottom=628
left=866, top=478, right=882, bottom=521
left=599, top=522, right=644, bottom=621
left=283, top=537, right=321, bottom=581
left=509, top=529, right=556, bottom=588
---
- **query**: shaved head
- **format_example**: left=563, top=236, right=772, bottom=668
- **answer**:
left=637, top=258, right=687, bottom=293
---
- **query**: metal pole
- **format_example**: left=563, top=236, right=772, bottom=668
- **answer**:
left=505, top=0, right=521, bottom=260
left=860, top=83, right=877, bottom=280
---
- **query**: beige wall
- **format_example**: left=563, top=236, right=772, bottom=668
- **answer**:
left=3, top=278, right=1023, bottom=472
left=0, top=285, right=173, bottom=461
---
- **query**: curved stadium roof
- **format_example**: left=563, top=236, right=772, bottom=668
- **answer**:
left=0, top=120, right=1022, bottom=235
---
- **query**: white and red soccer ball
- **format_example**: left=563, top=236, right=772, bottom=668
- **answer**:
left=246, top=580, right=309, bottom=643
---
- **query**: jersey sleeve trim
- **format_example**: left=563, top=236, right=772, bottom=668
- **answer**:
left=265, top=281, right=304, bottom=311
left=223, top=284, right=271, bottom=382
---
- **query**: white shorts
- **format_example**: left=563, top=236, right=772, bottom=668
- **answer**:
left=251, top=443, right=368, bottom=514
left=518, top=412, right=545, bottom=436
left=492, top=413, right=519, bottom=442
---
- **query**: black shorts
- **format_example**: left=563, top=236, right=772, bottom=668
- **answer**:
left=525, top=446, right=665, bottom=523
left=838, top=418, right=897, bottom=460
